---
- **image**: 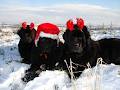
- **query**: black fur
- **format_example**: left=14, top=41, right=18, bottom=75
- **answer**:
left=31, top=37, right=63, bottom=69
left=22, top=37, right=63, bottom=82
left=22, top=24, right=120, bottom=82
left=98, top=38, right=120, bottom=64
left=17, top=25, right=36, bottom=64
left=60, top=25, right=100, bottom=79
left=61, top=25, right=120, bottom=79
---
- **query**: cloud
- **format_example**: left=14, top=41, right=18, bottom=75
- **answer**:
left=0, top=3, right=120, bottom=25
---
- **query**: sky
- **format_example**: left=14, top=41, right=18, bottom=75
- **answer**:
left=0, top=0, right=120, bottom=25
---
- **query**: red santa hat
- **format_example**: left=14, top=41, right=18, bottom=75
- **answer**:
left=35, top=23, right=60, bottom=46
left=22, top=22, right=27, bottom=29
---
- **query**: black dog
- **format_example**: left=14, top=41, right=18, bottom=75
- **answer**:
left=17, top=24, right=36, bottom=64
left=98, top=38, right=120, bottom=64
left=82, top=26, right=120, bottom=65
left=81, top=23, right=120, bottom=65
left=59, top=24, right=100, bottom=79
left=58, top=18, right=101, bottom=79
left=31, top=37, right=63, bottom=70
left=61, top=18, right=120, bottom=79
left=22, top=23, right=63, bottom=82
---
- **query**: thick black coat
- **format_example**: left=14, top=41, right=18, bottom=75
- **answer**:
left=82, top=27, right=120, bottom=65
left=22, top=37, right=63, bottom=82
left=98, top=38, right=120, bottom=64
left=60, top=25, right=100, bottom=78
left=30, top=37, right=63, bottom=69
left=61, top=25, right=120, bottom=79
left=17, top=25, right=36, bottom=64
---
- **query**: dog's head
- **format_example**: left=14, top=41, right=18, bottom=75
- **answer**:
left=37, top=37, right=58, bottom=53
left=63, top=19, right=90, bottom=54
left=19, top=25, right=35, bottom=43
left=63, top=25, right=86, bottom=53
left=36, top=37, right=60, bottom=60
left=34, top=23, right=63, bottom=60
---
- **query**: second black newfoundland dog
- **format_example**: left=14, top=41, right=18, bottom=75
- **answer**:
left=60, top=18, right=120, bottom=79
left=59, top=19, right=100, bottom=79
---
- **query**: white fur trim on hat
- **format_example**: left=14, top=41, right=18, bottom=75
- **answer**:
left=58, top=31, right=65, bottom=44
left=40, top=31, right=58, bottom=40
left=35, top=31, right=58, bottom=47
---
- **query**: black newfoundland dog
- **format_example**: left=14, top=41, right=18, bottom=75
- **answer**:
left=59, top=19, right=100, bottom=79
left=17, top=22, right=36, bottom=64
left=61, top=18, right=120, bottom=79
left=22, top=23, right=63, bottom=82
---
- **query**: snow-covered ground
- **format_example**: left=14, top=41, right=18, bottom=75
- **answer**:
left=0, top=27, right=120, bottom=90
left=91, top=29, right=120, bottom=41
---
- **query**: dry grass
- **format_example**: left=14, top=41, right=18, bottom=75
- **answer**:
left=64, top=57, right=106, bottom=90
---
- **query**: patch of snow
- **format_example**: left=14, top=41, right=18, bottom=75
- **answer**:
left=91, top=30, right=120, bottom=40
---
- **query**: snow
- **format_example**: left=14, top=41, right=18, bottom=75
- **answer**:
left=91, top=30, right=120, bottom=41
left=0, top=27, right=120, bottom=90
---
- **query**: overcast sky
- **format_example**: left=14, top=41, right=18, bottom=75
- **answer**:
left=0, top=0, right=120, bottom=25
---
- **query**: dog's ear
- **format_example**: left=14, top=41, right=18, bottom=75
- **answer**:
left=82, top=26, right=90, bottom=40
left=82, top=26, right=91, bottom=47
left=81, top=32, right=86, bottom=48
left=63, top=30, right=70, bottom=43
